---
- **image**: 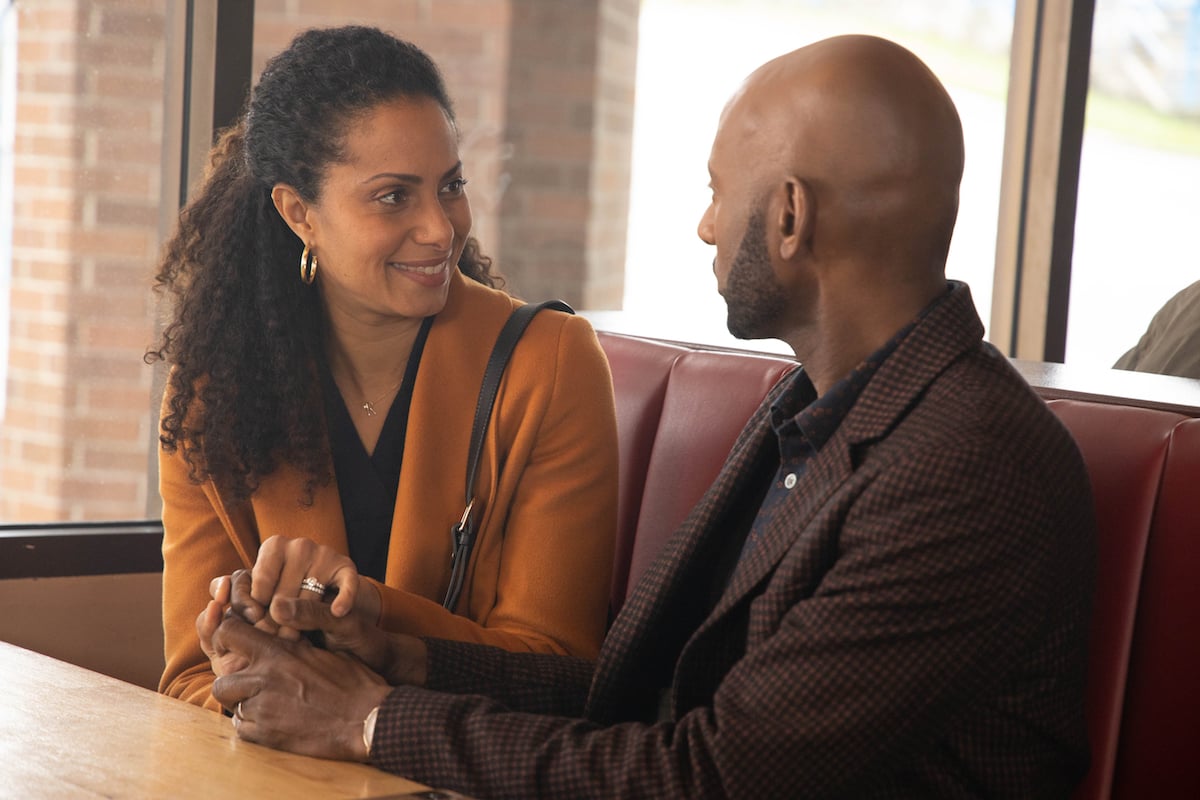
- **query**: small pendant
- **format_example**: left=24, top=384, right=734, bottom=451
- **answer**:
left=362, top=401, right=377, bottom=416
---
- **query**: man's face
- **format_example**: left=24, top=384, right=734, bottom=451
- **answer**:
left=699, top=93, right=788, bottom=342
left=722, top=207, right=787, bottom=340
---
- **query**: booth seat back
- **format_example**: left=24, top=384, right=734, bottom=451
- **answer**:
left=1108, top=416, right=1200, bottom=800
left=596, top=331, right=1200, bottom=800
left=597, top=332, right=795, bottom=613
left=1046, top=400, right=1185, bottom=800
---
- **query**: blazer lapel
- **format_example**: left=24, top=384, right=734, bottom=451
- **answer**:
left=668, top=282, right=990, bottom=712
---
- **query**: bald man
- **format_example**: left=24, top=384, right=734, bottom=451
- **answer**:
left=209, top=36, right=1096, bottom=798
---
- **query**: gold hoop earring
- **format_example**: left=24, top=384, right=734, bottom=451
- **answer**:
left=299, top=244, right=318, bottom=285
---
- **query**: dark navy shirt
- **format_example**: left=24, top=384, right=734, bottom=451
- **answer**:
left=734, top=288, right=951, bottom=567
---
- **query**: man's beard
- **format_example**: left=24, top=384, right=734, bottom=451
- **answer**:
left=723, top=208, right=786, bottom=340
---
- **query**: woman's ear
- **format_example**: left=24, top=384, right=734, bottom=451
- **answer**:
left=776, top=176, right=813, bottom=261
left=271, top=183, right=311, bottom=240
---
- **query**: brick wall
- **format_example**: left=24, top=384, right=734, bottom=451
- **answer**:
left=498, top=0, right=638, bottom=307
left=1, top=0, right=164, bottom=521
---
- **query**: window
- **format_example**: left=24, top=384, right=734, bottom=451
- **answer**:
left=0, top=1, right=170, bottom=522
left=1068, top=0, right=1200, bottom=367
left=605, top=0, right=1015, bottom=352
left=0, top=0, right=1151, bottom=527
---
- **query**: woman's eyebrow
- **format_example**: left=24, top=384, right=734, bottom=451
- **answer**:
left=362, top=161, right=463, bottom=185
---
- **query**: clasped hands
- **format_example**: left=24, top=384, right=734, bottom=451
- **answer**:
left=197, top=535, right=426, bottom=761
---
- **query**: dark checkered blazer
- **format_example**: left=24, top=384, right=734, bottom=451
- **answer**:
left=372, top=283, right=1096, bottom=799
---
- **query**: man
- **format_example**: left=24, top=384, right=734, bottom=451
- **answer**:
left=209, top=35, right=1096, bottom=798
left=1114, top=279, right=1200, bottom=379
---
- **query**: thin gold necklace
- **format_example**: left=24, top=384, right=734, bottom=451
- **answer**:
left=360, top=380, right=403, bottom=417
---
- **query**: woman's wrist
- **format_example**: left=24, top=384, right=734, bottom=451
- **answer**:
left=360, top=579, right=383, bottom=625
left=383, top=634, right=428, bottom=687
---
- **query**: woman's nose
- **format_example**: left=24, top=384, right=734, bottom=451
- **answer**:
left=414, top=197, right=455, bottom=248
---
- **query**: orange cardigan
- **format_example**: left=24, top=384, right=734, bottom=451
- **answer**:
left=159, top=271, right=619, bottom=711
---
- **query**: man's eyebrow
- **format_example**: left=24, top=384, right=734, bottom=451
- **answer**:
left=362, top=161, right=463, bottom=185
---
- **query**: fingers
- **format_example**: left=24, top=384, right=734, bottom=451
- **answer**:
left=208, top=574, right=231, bottom=604
left=212, top=630, right=394, bottom=762
left=251, top=535, right=360, bottom=618
left=271, top=594, right=421, bottom=683
left=249, top=535, right=293, bottom=608
left=210, top=610, right=273, bottom=661
left=225, top=568, right=273, bottom=629
left=271, top=594, right=339, bottom=631
left=198, top=599, right=253, bottom=677
left=326, top=562, right=358, bottom=617
left=197, top=599, right=223, bottom=661
left=211, top=666, right=264, bottom=720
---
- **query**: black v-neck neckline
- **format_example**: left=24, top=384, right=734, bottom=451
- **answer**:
left=320, top=316, right=434, bottom=580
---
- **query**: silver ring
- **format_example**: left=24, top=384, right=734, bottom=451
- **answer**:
left=236, top=701, right=244, bottom=719
left=300, top=576, right=326, bottom=596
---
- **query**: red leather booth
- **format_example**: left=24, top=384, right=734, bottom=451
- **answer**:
left=597, top=330, right=1200, bottom=800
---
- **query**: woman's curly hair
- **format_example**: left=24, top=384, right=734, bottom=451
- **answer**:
left=146, top=26, right=500, bottom=504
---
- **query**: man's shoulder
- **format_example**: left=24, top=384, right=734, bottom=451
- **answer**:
left=871, top=342, right=1085, bottom=483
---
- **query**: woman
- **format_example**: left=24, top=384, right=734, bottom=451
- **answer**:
left=148, top=26, right=618, bottom=712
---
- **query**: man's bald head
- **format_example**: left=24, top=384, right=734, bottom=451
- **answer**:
left=719, top=34, right=964, bottom=276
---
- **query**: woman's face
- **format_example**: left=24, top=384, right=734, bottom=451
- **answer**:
left=303, top=96, right=472, bottom=324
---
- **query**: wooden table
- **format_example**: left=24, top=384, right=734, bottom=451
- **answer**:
left=0, top=641, right=433, bottom=799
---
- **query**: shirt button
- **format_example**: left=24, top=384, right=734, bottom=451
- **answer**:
left=783, top=473, right=798, bottom=489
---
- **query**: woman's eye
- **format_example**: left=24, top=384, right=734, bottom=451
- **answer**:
left=379, top=188, right=409, bottom=205
left=441, top=178, right=468, bottom=196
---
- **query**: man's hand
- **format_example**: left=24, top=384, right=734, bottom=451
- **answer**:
left=210, top=614, right=393, bottom=761
left=269, top=591, right=428, bottom=687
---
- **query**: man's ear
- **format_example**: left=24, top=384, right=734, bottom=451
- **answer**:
left=271, top=183, right=311, bottom=240
left=775, top=176, right=813, bottom=261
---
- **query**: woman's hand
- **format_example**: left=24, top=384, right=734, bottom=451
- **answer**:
left=246, top=535, right=366, bottom=639
left=196, top=575, right=251, bottom=677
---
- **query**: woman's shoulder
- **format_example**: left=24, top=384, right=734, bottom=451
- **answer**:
left=447, top=272, right=599, bottom=352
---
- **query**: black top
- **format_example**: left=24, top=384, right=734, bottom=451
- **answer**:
left=321, top=317, right=433, bottom=581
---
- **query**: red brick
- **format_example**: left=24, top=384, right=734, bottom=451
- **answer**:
left=82, top=447, right=153, bottom=473
left=83, top=382, right=154, bottom=412
left=77, top=40, right=158, bottom=70
left=74, top=104, right=153, bottom=132
left=28, top=196, right=84, bottom=224
left=65, top=415, right=142, bottom=442
left=430, top=0, right=507, bottom=27
left=69, top=228, right=156, bottom=258
left=95, top=199, right=159, bottom=227
left=62, top=477, right=141, bottom=504
left=93, top=72, right=164, bottom=101
left=98, top=8, right=166, bottom=39
left=76, top=165, right=156, bottom=197
left=18, top=4, right=86, bottom=35
left=78, top=319, right=157, bottom=350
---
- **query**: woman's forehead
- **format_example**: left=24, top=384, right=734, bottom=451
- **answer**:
left=336, top=97, right=460, bottom=172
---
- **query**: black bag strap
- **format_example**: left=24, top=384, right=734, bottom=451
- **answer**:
left=443, top=299, right=574, bottom=611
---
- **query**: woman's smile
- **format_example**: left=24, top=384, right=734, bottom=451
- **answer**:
left=389, top=258, right=451, bottom=286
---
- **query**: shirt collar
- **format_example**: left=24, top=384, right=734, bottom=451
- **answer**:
left=770, top=282, right=954, bottom=450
